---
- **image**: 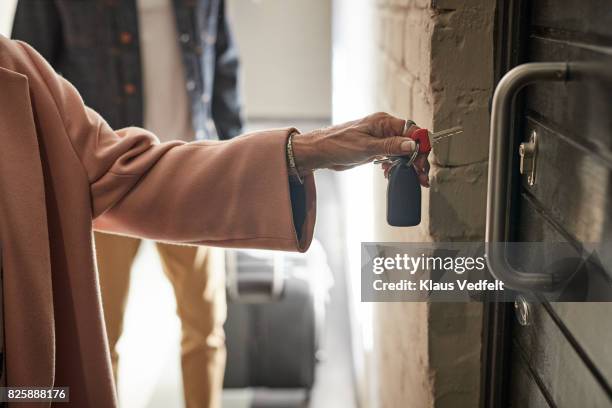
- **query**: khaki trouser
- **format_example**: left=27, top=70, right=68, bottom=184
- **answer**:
left=94, top=232, right=226, bottom=408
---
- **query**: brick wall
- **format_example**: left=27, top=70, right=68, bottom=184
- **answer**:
left=371, top=0, right=495, bottom=407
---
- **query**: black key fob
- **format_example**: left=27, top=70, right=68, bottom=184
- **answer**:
left=387, top=158, right=421, bottom=226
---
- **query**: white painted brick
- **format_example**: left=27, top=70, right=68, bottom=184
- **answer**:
left=430, top=302, right=483, bottom=407
left=374, top=302, right=433, bottom=408
left=431, top=103, right=490, bottom=166
left=403, top=13, right=431, bottom=82
left=415, top=0, right=432, bottom=9
left=391, top=72, right=413, bottom=118
left=380, top=10, right=392, bottom=53
left=396, top=0, right=413, bottom=7
left=429, top=1, right=495, bottom=166
left=372, top=1, right=493, bottom=407
left=428, top=161, right=488, bottom=239
left=410, top=79, right=433, bottom=128
left=389, top=12, right=406, bottom=64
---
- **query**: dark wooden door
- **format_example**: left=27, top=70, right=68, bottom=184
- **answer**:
left=485, top=1, right=612, bottom=406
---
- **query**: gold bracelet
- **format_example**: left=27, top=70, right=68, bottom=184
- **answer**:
left=286, top=131, right=304, bottom=184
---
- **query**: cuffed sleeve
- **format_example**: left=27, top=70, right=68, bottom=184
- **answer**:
left=15, top=40, right=316, bottom=252
left=93, top=129, right=317, bottom=252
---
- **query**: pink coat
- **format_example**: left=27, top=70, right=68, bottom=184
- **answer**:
left=0, top=36, right=315, bottom=407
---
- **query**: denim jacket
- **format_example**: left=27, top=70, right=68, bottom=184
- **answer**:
left=12, top=0, right=243, bottom=140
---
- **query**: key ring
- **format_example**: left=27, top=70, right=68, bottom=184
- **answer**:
left=405, top=141, right=420, bottom=166
left=375, top=141, right=420, bottom=173
left=373, top=119, right=419, bottom=169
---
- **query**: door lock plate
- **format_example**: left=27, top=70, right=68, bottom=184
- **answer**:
left=514, top=295, right=532, bottom=326
left=519, top=130, right=538, bottom=186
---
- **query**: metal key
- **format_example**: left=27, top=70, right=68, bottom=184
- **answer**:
left=430, top=126, right=464, bottom=144
left=374, top=125, right=464, bottom=168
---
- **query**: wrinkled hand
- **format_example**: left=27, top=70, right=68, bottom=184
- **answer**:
left=292, top=112, right=430, bottom=187
left=381, top=123, right=430, bottom=187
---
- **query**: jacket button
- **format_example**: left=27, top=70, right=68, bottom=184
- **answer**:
left=120, top=32, right=133, bottom=45
left=186, top=81, right=196, bottom=91
left=201, top=93, right=211, bottom=103
left=124, top=83, right=136, bottom=95
left=180, top=33, right=190, bottom=43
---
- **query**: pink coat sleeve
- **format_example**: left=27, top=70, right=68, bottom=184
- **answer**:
left=17, top=40, right=316, bottom=252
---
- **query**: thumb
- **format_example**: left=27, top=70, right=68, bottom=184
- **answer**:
left=376, top=136, right=416, bottom=156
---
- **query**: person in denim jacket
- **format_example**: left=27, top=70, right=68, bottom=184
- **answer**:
left=13, top=1, right=242, bottom=407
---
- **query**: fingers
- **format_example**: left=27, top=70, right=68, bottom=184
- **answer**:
left=381, top=162, right=392, bottom=178
left=362, top=113, right=429, bottom=187
left=413, top=154, right=430, bottom=187
left=366, top=112, right=407, bottom=138
left=379, top=154, right=430, bottom=187
left=403, top=123, right=419, bottom=138
left=373, top=136, right=416, bottom=157
left=330, top=163, right=360, bottom=171
left=417, top=167, right=430, bottom=187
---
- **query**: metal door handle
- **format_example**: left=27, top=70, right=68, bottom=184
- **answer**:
left=486, top=62, right=569, bottom=292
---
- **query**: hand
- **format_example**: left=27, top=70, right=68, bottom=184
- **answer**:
left=292, top=112, right=431, bottom=187
left=380, top=123, right=431, bottom=187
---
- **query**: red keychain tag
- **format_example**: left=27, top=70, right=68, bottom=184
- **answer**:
left=409, top=128, right=432, bottom=154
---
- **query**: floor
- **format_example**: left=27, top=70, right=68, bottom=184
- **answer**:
left=116, top=119, right=357, bottom=408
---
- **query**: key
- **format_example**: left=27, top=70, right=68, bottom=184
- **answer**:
left=409, top=126, right=464, bottom=154
left=383, top=123, right=464, bottom=227
left=373, top=125, right=463, bottom=166
left=430, top=126, right=464, bottom=144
